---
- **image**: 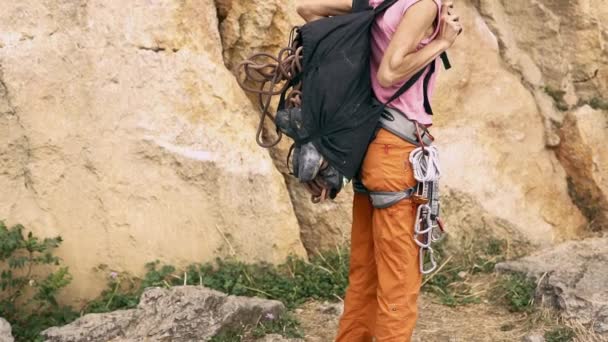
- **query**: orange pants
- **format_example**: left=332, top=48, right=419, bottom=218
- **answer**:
left=336, top=128, right=422, bottom=342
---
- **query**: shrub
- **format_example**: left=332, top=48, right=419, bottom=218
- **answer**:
left=0, top=221, right=77, bottom=341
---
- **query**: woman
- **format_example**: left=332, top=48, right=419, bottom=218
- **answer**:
left=296, top=0, right=462, bottom=341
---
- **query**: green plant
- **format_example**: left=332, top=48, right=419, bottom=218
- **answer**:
left=209, top=313, right=303, bottom=342
left=498, top=273, right=536, bottom=312
left=586, top=97, right=608, bottom=111
left=81, top=248, right=348, bottom=340
left=544, top=86, right=569, bottom=111
left=143, top=247, right=349, bottom=309
left=0, top=221, right=78, bottom=341
left=545, top=326, right=575, bottom=342
left=422, top=236, right=508, bottom=306
left=251, top=313, right=303, bottom=338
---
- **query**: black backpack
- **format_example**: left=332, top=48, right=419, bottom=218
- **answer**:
left=280, top=0, right=450, bottom=180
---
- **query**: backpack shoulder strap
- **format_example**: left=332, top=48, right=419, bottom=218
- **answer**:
left=352, top=0, right=371, bottom=12
left=384, top=65, right=428, bottom=105
left=385, top=52, right=450, bottom=107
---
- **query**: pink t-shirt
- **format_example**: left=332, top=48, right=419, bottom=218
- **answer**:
left=369, top=0, right=442, bottom=126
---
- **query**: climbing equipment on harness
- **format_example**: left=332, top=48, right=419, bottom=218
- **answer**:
left=355, top=107, right=446, bottom=274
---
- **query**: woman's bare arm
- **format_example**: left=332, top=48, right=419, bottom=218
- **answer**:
left=377, top=1, right=461, bottom=87
left=296, top=0, right=352, bottom=22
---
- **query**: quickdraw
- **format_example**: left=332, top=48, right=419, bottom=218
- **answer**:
left=410, top=159, right=445, bottom=275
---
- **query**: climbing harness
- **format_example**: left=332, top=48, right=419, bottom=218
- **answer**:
left=355, top=107, right=446, bottom=274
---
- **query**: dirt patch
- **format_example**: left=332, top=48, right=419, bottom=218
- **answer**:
left=293, top=296, right=528, bottom=342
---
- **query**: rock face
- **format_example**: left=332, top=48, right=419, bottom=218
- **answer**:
left=0, top=318, right=13, bottom=342
left=433, top=1, right=587, bottom=245
left=475, top=0, right=608, bottom=101
left=496, top=238, right=608, bottom=335
left=42, top=286, right=285, bottom=342
left=218, top=0, right=300, bottom=71
left=556, top=106, right=608, bottom=231
left=0, top=0, right=305, bottom=302
left=218, top=0, right=353, bottom=253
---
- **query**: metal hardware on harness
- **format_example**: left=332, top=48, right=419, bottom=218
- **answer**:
left=414, top=181, right=443, bottom=274
left=412, top=181, right=429, bottom=204
left=379, top=108, right=434, bottom=146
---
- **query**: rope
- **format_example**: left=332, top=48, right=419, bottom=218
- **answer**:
left=409, top=145, right=441, bottom=182
left=234, top=27, right=303, bottom=148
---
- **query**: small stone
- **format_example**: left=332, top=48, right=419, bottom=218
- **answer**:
left=0, top=318, right=14, bottom=342
left=457, top=271, right=468, bottom=279
left=319, top=302, right=344, bottom=316
left=522, top=332, right=545, bottom=342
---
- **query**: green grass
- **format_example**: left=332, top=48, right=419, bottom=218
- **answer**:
left=209, top=313, right=303, bottom=341
left=544, top=86, right=569, bottom=111
left=421, top=236, right=511, bottom=306
left=586, top=97, right=608, bottom=111
left=545, top=326, right=575, bottom=342
left=497, top=273, right=537, bottom=313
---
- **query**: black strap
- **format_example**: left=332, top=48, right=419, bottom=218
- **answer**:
left=422, top=58, right=436, bottom=114
left=385, top=52, right=450, bottom=111
left=384, top=65, right=428, bottom=105
left=352, top=0, right=371, bottom=12
left=440, top=52, right=451, bottom=70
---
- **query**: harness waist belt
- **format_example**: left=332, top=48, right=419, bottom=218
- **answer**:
left=378, top=107, right=434, bottom=146
left=354, top=108, right=434, bottom=208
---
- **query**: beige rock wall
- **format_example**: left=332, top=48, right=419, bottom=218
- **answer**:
left=0, top=0, right=305, bottom=303
left=218, top=0, right=353, bottom=253
left=556, top=106, right=608, bottom=231
left=432, top=1, right=587, bottom=245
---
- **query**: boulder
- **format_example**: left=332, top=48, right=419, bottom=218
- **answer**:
left=42, top=286, right=285, bottom=342
left=0, top=318, right=13, bottom=342
left=0, top=0, right=305, bottom=303
left=556, top=106, right=608, bottom=231
left=496, top=237, right=608, bottom=335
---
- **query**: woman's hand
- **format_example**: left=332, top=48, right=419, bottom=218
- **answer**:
left=438, top=1, right=463, bottom=48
